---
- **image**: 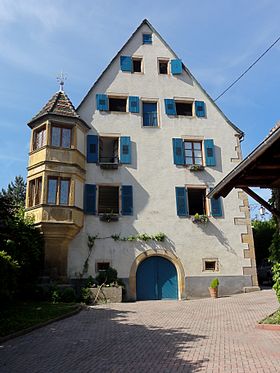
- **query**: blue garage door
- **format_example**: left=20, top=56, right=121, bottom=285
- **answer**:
left=136, top=256, right=178, bottom=300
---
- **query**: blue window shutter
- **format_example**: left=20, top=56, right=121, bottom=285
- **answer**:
left=84, top=184, right=96, bottom=215
left=122, top=185, right=133, bottom=215
left=96, top=94, right=108, bottom=111
left=195, top=101, right=206, bottom=117
left=129, top=96, right=140, bottom=113
left=87, top=135, right=98, bottom=163
left=164, top=99, right=176, bottom=115
left=120, top=56, right=132, bottom=72
left=143, top=34, right=152, bottom=44
left=172, top=138, right=185, bottom=165
left=204, top=139, right=216, bottom=166
left=120, top=136, right=131, bottom=164
left=211, top=196, right=223, bottom=217
left=171, top=59, right=182, bottom=74
left=175, top=187, right=188, bottom=216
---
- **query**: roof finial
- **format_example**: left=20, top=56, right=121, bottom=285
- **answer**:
left=57, top=71, right=67, bottom=92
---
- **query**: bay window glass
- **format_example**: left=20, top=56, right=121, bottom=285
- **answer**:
left=47, top=178, right=58, bottom=204
left=51, top=126, right=71, bottom=148
left=60, top=179, right=70, bottom=205
left=33, top=126, right=46, bottom=150
left=47, top=177, right=70, bottom=205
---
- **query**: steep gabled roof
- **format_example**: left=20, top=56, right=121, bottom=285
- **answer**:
left=77, top=19, right=243, bottom=137
left=28, top=91, right=89, bottom=128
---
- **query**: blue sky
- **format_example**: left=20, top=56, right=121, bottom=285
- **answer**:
left=0, top=0, right=278, bottom=213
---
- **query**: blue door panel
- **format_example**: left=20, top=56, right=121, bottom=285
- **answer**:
left=136, top=256, right=178, bottom=300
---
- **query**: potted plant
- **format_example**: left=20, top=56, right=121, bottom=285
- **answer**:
left=99, top=211, right=119, bottom=222
left=209, top=278, right=219, bottom=298
left=189, top=164, right=205, bottom=172
left=192, top=213, right=209, bottom=224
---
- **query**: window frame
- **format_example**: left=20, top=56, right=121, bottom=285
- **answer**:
left=33, top=125, right=47, bottom=151
left=96, top=262, right=111, bottom=272
left=203, top=259, right=219, bottom=272
left=184, top=140, right=203, bottom=166
left=28, top=177, right=42, bottom=207
left=186, top=186, right=208, bottom=216
left=47, top=176, right=71, bottom=206
left=97, top=185, right=120, bottom=214
left=175, top=100, right=194, bottom=117
left=132, top=57, right=143, bottom=73
left=158, top=59, right=169, bottom=75
left=50, top=125, right=72, bottom=149
left=142, top=100, right=159, bottom=128
left=108, top=96, right=128, bottom=113
left=99, top=136, right=119, bottom=164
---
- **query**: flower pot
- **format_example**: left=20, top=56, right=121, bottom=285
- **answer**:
left=209, top=287, right=218, bottom=298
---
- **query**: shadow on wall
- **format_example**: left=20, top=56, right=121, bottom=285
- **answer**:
left=195, top=221, right=237, bottom=255
left=0, top=307, right=207, bottom=372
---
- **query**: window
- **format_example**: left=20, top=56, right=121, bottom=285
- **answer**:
left=159, top=60, right=168, bottom=74
left=143, top=102, right=158, bottom=127
left=184, top=141, right=203, bottom=165
left=143, top=34, right=152, bottom=44
left=96, top=262, right=110, bottom=272
left=175, top=102, right=193, bottom=116
left=188, top=188, right=206, bottom=215
left=28, top=177, right=42, bottom=207
left=99, top=137, right=119, bottom=164
left=132, top=58, right=142, bottom=73
left=51, top=126, right=71, bottom=148
left=98, top=186, right=119, bottom=214
left=203, top=259, right=218, bottom=272
left=108, top=97, right=127, bottom=112
left=33, top=126, right=46, bottom=150
left=47, top=177, right=70, bottom=205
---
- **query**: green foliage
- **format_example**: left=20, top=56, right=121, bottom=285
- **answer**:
left=0, top=250, right=19, bottom=300
left=252, top=219, right=277, bottom=265
left=210, top=278, right=219, bottom=288
left=0, top=175, right=26, bottom=208
left=272, top=263, right=280, bottom=303
left=61, top=287, right=76, bottom=303
left=269, top=231, right=280, bottom=263
left=51, top=289, right=61, bottom=304
left=81, top=287, right=92, bottom=304
left=192, top=214, right=209, bottom=224
left=110, top=232, right=166, bottom=242
left=95, top=266, right=118, bottom=285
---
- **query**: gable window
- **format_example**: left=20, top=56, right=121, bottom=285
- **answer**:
left=132, top=58, right=142, bottom=73
left=203, top=259, right=218, bottom=272
left=108, top=97, right=127, bottom=112
left=98, top=186, right=119, bottom=214
left=143, top=34, right=152, bottom=44
left=51, top=126, right=71, bottom=148
left=47, top=177, right=70, bottom=205
left=175, top=101, right=193, bottom=116
left=143, top=102, right=158, bottom=127
left=159, top=60, right=168, bottom=74
left=188, top=188, right=206, bottom=215
left=28, top=177, right=42, bottom=207
left=184, top=141, right=202, bottom=165
left=33, top=126, right=46, bottom=150
left=99, top=137, right=119, bottom=164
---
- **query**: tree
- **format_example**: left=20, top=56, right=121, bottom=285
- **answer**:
left=0, top=175, right=26, bottom=208
left=252, top=219, right=277, bottom=266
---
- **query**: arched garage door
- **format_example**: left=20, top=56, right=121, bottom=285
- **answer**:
left=136, top=256, right=178, bottom=300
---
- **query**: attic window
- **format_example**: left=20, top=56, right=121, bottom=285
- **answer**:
left=132, top=58, right=142, bottom=73
left=109, top=97, right=127, bottom=112
left=175, top=102, right=193, bottom=116
left=143, top=34, right=152, bottom=44
left=159, top=60, right=168, bottom=74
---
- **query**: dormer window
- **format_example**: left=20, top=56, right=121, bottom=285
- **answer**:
left=51, top=126, right=71, bottom=148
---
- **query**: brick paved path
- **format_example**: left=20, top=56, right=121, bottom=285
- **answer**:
left=0, top=290, right=279, bottom=373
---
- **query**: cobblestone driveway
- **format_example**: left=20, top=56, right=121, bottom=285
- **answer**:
left=0, top=290, right=279, bottom=373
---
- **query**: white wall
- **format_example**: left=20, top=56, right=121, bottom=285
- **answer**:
left=68, top=23, right=250, bottom=281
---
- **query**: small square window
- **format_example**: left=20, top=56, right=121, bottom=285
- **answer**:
left=143, top=34, right=152, bottom=44
left=159, top=60, right=168, bottom=74
left=132, top=58, right=142, bottom=73
left=203, top=259, right=218, bottom=272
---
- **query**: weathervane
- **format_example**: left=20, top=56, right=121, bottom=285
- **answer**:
left=57, top=71, right=67, bottom=92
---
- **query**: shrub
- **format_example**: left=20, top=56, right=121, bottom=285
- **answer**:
left=51, top=289, right=61, bottom=304
left=272, top=262, right=280, bottom=303
left=95, top=267, right=118, bottom=285
left=81, top=287, right=92, bottom=305
left=210, top=278, right=219, bottom=288
left=61, top=287, right=76, bottom=303
left=0, top=250, right=19, bottom=300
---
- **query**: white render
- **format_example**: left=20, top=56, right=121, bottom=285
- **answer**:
left=68, top=21, right=256, bottom=298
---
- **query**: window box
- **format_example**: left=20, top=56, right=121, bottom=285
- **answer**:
left=192, top=213, right=209, bottom=224
left=189, top=164, right=205, bottom=172
left=99, top=213, right=119, bottom=222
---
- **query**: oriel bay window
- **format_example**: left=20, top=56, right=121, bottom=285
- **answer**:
left=47, top=177, right=70, bottom=205
left=33, top=125, right=46, bottom=150
left=28, top=177, right=42, bottom=207
left=51, top=126, right=71, bottom=148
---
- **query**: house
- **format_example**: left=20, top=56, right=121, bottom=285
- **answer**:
left=25, top=19, right=258, bottom=300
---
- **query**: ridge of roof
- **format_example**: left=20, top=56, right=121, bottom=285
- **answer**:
left=77, top=19, right=243, bottom=137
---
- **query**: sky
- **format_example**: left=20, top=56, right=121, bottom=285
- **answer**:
left=0, top=0, right=279, bottom=216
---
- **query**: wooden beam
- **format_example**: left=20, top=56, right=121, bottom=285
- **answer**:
left=241, top=187, right=280, bottom=217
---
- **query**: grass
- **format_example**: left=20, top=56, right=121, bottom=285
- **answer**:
left=0, top=301, right=79, bottom=337
left=260, top=308, right=280, bottom=325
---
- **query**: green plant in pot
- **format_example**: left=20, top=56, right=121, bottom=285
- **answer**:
left=209, top=278, right=219, bottom=298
